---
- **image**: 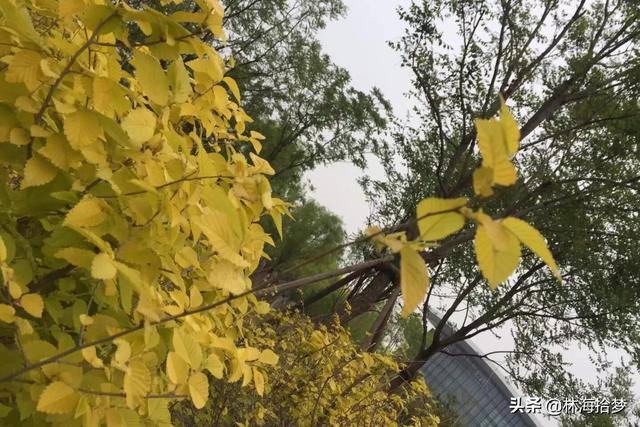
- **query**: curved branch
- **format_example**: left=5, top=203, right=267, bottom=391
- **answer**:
left=0, top=256, right=392, bottom=384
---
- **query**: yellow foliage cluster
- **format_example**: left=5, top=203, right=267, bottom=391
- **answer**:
left=0, top=0, right=294, bottom=424
left=369, top=98, right=560, bottom=316
left=172, top=311, right=440, bottom=427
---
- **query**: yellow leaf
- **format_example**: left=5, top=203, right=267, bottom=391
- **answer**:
left=72, top=227, right=113, bottom=256
left=92, top=76, right=129, bottom=117
left=20, top=293, right=43, bottom=318
left=238, top=347, right=260, bottom=362
left=399, top=246, right=429, bottom=317
left=210, top=335, right=236, bottom=353
left=416, top=197, right=467, bottom=241
left=249, top=152, right=274, bottom=175
left=14, top=317, right=32, bottom=335
left=91, top=253, right=117, bottom=280
left=474, top=217, right=521, bottom=288
left=499, top=95, right=520, bottom=155
left=502, top=217, right=561, bottom=281
left=204, top=353, right=224, bottom=379
left=187, top=57, right=222, bottom=83
left=9, top=127, right=29, bottom=146
left=132, top=50, right=169, bottom=105
left=257, top=176, right=273, bottom=210
left=106, top=407, right=142, bottom=427
left=0, top=1, right=40, bottom=45
left=254, top=301, right=270, bottom=314
left=166, top=351, right=189, bottom=384
left=21, top=155, right=58, bottom=189
left=81, top=346, right=103, bottom=368
left=252, top=366, right=264, bottom=396
left=40, top=59, right=60, bottom=79
left=30, top=125, right=50, bottom=138
left=59, top=0, right=85, bottom=20
left=188, top=372, right=209, bottom=409
left=144, top=323, right=160, bottom=349
left=0, top=235, right=6, bottom=262
left=128, top=178, right=158, bottom=195
left=22, top=340, right=57, bottom=365
left=124, top=359, right=151, bottom=409
left=0, top=304, right=15, bottom=323
left=36, top=381, right=79, bottom=414
left=5, top=50, right=43, bottom=91
left=176, top=246, right=199, bottom=269
left=207, top=261, right=247, bottom=295
left=195, top=212, right=248, bottom=268
left=147, top=398, right=171, bottom=423
left=39, top=133, right=81, bottom=171
left=173, top=328, right=202, bottom=369
left=79, top=314, right=93, bottom=326
left=189, top=287, right=203, bottom=308
left=64, top=110, right=102, bottom=149
left=55, top=247, right=95, bottom=269
left=472, top=166, right=494, bottom=198
left=475, top=213, right=513, bottom=250
left=223, top=76, right=241, bottom=102
left=8, top=280, right=22, bottom=299
left=366, top=227, right=405, bottom=253
left=270, top=210, right=283, bottom=239
left=258, top=349, right=278, bottom=366
left=121, top=108, right=156, bottom=146
left=168, top=58, right=192, bottom=103
left=64, top=196, right=105, bottom=228
left=113, top=338, right=131, bottom=364
left=475, top=118, right=517, bottom=186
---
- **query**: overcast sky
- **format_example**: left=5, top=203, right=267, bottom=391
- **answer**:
left=305, top=0, right=413, bottom=235
left=304, top=1, right=638, bottom=425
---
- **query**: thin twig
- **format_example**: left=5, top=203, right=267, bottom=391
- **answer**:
left=265, top=205, right=468, bottom=286
left=0, top=256, right=392, bottom=384
left=78, top=388, right=187, bottom=399
left=34, top=11, right=118, bottom=125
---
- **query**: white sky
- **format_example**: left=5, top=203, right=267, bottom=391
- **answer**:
left=305, top=0, right=413, bottom=235
left=304, top=0, right=638, bottom=425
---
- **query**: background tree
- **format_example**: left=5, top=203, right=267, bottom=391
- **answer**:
left=303, top=0, right=640, bottom=401
left=561, top=367, right=639, bottom=426
left=221, top=0, right=392, bottom=174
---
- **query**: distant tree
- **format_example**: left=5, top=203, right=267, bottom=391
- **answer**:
left=304, top=0, right=640, bottom=398
left=221, top=0, right=392, bottom=173
left=561, top=367, right=639, bottom=426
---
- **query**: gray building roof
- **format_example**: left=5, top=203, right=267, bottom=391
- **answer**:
left=420, top=311, right=544, bottom=427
